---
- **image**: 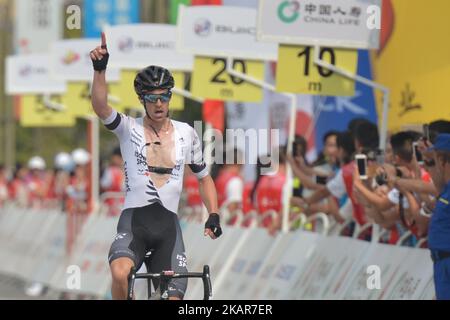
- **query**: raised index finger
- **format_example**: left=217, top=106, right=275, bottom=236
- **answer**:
left=101, top=32, right=107, bottom=49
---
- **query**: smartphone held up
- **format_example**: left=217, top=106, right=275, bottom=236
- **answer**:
left=355, top=154, right=368, bottom=180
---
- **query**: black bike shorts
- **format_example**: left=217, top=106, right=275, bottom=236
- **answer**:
left=108, top=202, right=188, bottom=298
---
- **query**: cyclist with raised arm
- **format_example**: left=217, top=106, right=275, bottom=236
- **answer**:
left=90, top=33, right=222, bottom=300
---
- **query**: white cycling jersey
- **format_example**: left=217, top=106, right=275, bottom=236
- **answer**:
left=102, top=109, right=208, bottom=213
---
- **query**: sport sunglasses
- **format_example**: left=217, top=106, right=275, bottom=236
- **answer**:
left=142, top=91, right=172, bottom=103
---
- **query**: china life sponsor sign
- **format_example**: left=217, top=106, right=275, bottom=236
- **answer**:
left=214, top=229, right=274, bottom=299
left=292, top=236, right=349, bottom=299
left=14, top=0, right=63, bottom=54
left=105, top=24, right=194, bottom=71
left=50, top=39, right=121, bottom=81
left=257, top=0, right=381, bottom=49
left=248, top=233, right=297, bottom=299
left=185, top=226, right=247, bottom=300
left=259, top=232, right=320, bottom=300
left=177, top=5, right=277, bottom=60
left=320, top=238, right=371, bottom=299
left=341, top=243, right=409, bottom=300
left=191, top=226, right=250, bottom=300
left=381, top=247, right=434, bottom=300
left=84, top=0, right=140, bottom=38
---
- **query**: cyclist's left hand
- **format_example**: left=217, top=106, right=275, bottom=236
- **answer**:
left=204, top=213, right=222, bottom=239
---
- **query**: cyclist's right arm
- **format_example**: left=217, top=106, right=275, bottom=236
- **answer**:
left=90, top=32, right=113, bottom=121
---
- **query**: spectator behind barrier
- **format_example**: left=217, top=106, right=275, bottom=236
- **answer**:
left=66, top=148, right=91, bottom=214
left=255, top=146, right=287, bottom=234
left=0, top=165, right=8, bottom=207
left=296, top=120, right=380, bottom=233
left=100, top=147, right=125, bottom=216
left=215, top=147, right=244, bottom=223
left=26, top=156, right=48, bottom=209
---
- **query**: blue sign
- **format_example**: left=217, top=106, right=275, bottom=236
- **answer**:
left=84, top=0, right=140, bottom=38
left=313, top=50, right=378, bottom=152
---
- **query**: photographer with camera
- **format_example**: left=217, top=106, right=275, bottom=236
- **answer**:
left=353, top=132, right=432, bottom=241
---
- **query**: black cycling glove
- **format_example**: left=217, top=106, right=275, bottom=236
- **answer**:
left=205, top=213, right=222, bottom=238
left=91, top=45, right=109, bottom=72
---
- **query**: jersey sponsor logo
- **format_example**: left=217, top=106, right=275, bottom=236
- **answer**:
left=169, top=160, right=184, bottom=180
left=135, top=149, right=147, bottom=167
left=177, top=254, right=187, bottom=268
left=123, top=161, right=131, bottom=192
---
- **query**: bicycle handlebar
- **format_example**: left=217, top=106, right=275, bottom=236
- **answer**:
left=127, top=265, right=212, bottom=300
left=135, top=272, right=204, bottom=279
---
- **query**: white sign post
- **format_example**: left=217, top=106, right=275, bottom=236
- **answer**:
left=177, top=5, right=277, bottom=60
left=6, top=54, right=67, bottom=95
left=105, top=23, right=194, bottom=71
left=104, top=23, right=202, bottom=105
left=14, top=0, right=62, bottom=54
left=50, top=39, right=120, bottom=82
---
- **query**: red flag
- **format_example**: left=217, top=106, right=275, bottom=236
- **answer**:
left=202, top=100, right=224, bottom=133
left=378, top=0, right=395, bottom=56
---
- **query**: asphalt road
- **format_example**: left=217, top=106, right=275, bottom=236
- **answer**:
left=0, top=273, right=72, bottom=300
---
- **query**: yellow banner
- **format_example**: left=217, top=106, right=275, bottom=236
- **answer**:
left=171, top=71, right=185, bottom=111
left=276, top=45, right=357, bottom=96
left=108, top=70, right=140, bottom=113
left=191, top=56, right=264, bottom=102
left=61, top=82, right=95, bottom=117
left=373, top=0, right=450, bottom=131
left=20, top=95, right=76, bottom=127
left=109, top=70, right=185, bottom=113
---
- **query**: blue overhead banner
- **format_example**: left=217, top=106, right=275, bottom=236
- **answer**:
left=83, top=0, right=140, bottom=38
left=313, top=50, right=378, bottom=152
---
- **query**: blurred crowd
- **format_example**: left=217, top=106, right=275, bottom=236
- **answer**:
left=2, top=118, right=450, bottom=248
left=286, top=119, right=450, bottom=246
left=190, top=119, right=450, bottom=247
left=0, top=147, right=125, bottom=216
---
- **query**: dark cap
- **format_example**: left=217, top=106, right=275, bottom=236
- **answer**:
left=429, top=133, right=450, bottom=152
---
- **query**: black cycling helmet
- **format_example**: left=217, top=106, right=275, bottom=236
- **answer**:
left=134, top=65, right=174, bottom=96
